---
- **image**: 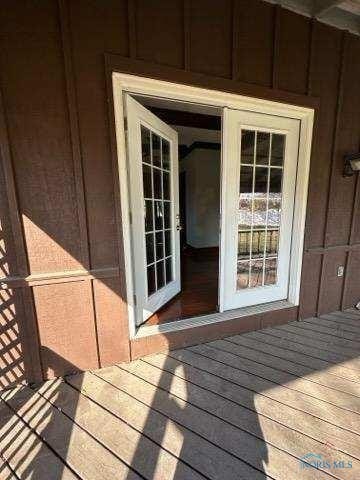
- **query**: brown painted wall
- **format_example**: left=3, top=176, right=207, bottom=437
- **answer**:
left=0, top=0, right=359, bottom=387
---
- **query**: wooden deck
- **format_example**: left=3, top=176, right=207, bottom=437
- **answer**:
left=1, top=309, right=360, bottom=479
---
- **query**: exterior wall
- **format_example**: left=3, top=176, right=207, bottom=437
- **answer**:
left=0, top=0, right=359, bottom=386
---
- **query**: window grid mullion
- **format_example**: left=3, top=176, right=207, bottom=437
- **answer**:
left=248, top=131, right=257, bottom=287
left=150, top=130, right=157, bottom=293
left=262, top=133, right=272, bottom=286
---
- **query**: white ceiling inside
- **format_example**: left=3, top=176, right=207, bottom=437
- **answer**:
left=265, top=0, right=360, bottom=34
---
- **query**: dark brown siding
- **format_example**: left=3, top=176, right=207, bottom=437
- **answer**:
left=0, top=0, right=359, bottom=385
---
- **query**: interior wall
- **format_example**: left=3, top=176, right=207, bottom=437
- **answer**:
left=180, top=148, right=220, bottom=248
left=0, top=0, right=359, bottom=385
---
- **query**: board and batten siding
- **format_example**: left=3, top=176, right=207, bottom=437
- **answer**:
left=0, top=0, right=359, bottom=385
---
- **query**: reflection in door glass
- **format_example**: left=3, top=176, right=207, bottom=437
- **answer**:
left=141, top=126, right=174, bottom=297
left=237, top=130, right=285, bottom=290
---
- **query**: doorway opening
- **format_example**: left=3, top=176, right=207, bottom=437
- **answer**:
left=131, top=95, right=222, bottom=326
left=114, top=72, right=313, bottom=338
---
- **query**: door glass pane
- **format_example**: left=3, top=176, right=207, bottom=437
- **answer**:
left=162, top=139, right=170, bottom=170
left=155, top=231, right=164, bottom=261
left=239, top=166, right=253, bottom=230
left=152, top=133, right=161, bottom=168
left=256, top=132, right=270, bottom=166
left=154, top=201, right=163, bottom=230
left=264, top=257, right=277, bottom=285
left=237, top=130, right=285, bottom=290
left=141, top=126, right=151, bottom=164
left=163, top=172, right=170, bottom=200
left=241, top=130, right=255, bottom=164
left=271, top=134, right=285, bottom=166
left=143, top=164, right=152, bottom=198
left=156, top=261, right=165, bottom=289
left=237, top=261, right=250, bottom=289
left=164, top=230, right=172, bottom=257
left=164, top=202, right=171, bottom=229
left=145, top=200, right=153, bottom=232
left=250, top=259, right=263, bottom=288
left=153, top=168, right=162, bottom=199
left=146, top=233, right=154, bottom=265
left=141, top=125, right=173, bottom=297
left=147, top=265, right=156, bottom=296
left=165, top=257, right=173, bottom=284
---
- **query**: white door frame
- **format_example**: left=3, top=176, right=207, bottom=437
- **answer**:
left=112, top=72, right=314, bottom=338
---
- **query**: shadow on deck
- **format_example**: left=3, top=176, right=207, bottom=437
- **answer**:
left=1, top=308, right=360, bottom=479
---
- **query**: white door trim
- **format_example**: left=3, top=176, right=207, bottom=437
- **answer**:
left=112, top=72, right=314, bottom=339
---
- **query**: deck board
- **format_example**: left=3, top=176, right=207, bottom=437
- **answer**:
left=208, top=338, right=360, bottom=397
left=222, top=335, right=360, bottom=391
left=1, top=309, right=360, bottom=479
left=244, top=330, right=360, bottom=381
left=122, top=358, right=358, bottom=477
left=145, top=352, right=360, bottom=459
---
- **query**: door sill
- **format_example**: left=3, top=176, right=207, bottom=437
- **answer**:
left=134, top=300, right=295, bottom=339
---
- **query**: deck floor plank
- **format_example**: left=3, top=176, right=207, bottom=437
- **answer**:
left=36, top=378, right=203, bottom=480
left=0, top=463, right=18, bottom=480
left=250, top=328, right=360, bottom=371
left=0, top=393, right=77, bottom=480
left=123, top=357, right=359, bottom=476
left=304, top=316, right=360, bottom=335
left=211, top=337, right=360, bottom=397
left=223, top=334, right=360, bottom=388
left=275, top=324, right=360, bottom=354
left=146, top=352, right=360, bottom=459
left=243, top=330, right=360, bottom=381
left=0, top=386, right=142, bottom=480
left=275, top=325, right=360, bottom=356
left=167, top=347, right=360, bottom=433
left=289, top=320, right=360, bottom=342
left=96, top=365, right=336, bottom=480
left=188, top=343, right=360, bottom=415
left=67, top=370, right=270, bottom=480
left=2, top=310, right=360, bottom=479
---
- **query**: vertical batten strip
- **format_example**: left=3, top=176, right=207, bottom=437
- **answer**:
left=323, top=31, right=347, bottom=249
left=349, top=142, right=360, bottom=245
left=127, top=0, right=137, bottom=59
left=298, top=18, right=317, bottom=320
left=0, top=85, right=43, bottom=382
left=231, top=0, right=239, bottom=80
left=183, top=0, right=191, bottom=70
left=317, top=30, right=347, bottom=315
left=271, top=4, right=281, bottom=89
left=306, top=18, right=316, bottom=96
left=58, top=0, right=90, bottom=271
left=342, top=140, right=360, bottom=309
left=58, top=0, right=100, bottom=368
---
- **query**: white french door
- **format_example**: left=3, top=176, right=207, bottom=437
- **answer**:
left=126, top=95, right=180, bottom=325
left=219, top=109, right=300, bottom=311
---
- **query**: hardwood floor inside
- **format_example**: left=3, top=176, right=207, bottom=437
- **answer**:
left=145, top=247, right=219, bottom=326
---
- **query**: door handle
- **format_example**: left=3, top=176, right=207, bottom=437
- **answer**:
left=176, top=224, right=183, bottom=231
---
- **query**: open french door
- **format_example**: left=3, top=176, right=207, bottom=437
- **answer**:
left=219, top=109, right=300, bottom=311
left=125, top=95, right=180, bottom=326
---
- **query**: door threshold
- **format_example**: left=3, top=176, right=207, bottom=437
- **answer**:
left=135, top=300, right=294, bottom=339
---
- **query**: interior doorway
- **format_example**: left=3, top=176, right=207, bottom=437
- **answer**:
left=130, top=94, right=222, bottom=326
